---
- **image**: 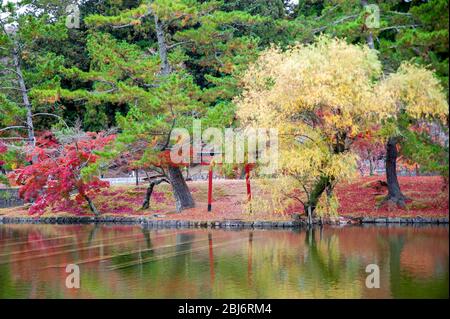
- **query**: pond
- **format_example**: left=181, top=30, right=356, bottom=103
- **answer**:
left=0, top=224, right=448, bottom=298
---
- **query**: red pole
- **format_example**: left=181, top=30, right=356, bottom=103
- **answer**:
left=245, top=164, right=252, bottom=201
left=207, top=165, right=213, bottom=212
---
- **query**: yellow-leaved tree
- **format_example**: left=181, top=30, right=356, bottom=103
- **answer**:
left=236, top=36, right=382, bottom=220
left=236, top=36, right=448, bottom=221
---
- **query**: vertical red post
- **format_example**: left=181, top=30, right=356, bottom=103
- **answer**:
left=207, top=165, right=213, bottom=212
left=245, top=164, right=252, bottom=201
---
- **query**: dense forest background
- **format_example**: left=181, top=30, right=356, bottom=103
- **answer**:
left=1, top=0, right=447, bottom=132
left=0, top=0, right=448, bottom=216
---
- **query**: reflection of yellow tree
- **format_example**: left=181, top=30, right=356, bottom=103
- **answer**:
left=302, top=229, right=362, bottom=298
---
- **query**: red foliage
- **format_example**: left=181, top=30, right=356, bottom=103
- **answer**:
left=0, top=142, right=6, bottom=154
left=352, top=129, right=385, bottom=176
left=0, top=142, right=6, bottom=166
left=9, top=132, right=115, bottom=215
left=35, top=131, right=59, bottom=149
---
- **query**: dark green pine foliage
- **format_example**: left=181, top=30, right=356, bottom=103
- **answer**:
left=56, top=0, right=265, bottom=211
left=1, top=1, right=68, bottom=147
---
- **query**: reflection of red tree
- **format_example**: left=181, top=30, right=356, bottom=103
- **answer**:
left=400, top=229, right=449, bottom=277
left=323, top=227, right=382, bottom=261
left=208, top=233, right=215, bottom=285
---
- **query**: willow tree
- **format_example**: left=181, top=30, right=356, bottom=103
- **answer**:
left=237, top=37, right=449, bottom=219
left=236, top=37, right=383, bottom=219
left=375, top=63, right=448, bottom=207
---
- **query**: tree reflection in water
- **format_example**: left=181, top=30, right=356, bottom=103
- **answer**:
left=0, top=224, right=447, bottom=298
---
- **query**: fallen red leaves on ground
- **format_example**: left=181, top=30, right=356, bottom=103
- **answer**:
left=1, top=176, right=448, bottom=219
left=335, top=176, right=448, bottom=218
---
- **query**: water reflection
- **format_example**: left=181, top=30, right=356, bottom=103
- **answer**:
left=0, top=224, right=447, bottom=298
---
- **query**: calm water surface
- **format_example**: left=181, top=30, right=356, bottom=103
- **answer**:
left=0, top=224, right=448, bottom=298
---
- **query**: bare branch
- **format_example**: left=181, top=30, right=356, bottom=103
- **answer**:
left=0, top=86, right=27, bottom=92
left=312, top=14, right=359, bottom=34
left=32, top=113, right=70, bottom=129
left=379, top=24, right=421, bottom=32
left=167, top=40, right=193, bottom=50
left=0, top=125, right=27, bottom=132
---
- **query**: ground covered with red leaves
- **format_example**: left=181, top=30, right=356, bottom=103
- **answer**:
left=336, top=176, right=448, bottom=218
left=1, top=176, right=448, bottom=220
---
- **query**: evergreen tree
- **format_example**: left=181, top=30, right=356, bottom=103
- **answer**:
left=56, top=0, right=263, bottom=211
left=0, top=1, right=68, bottom=160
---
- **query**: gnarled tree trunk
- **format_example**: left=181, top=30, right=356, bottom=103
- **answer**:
left=150, top=11, right=195, bottom=212
left=304, top=176, right=331, bottom=223
left=168, top=166, right=195, bottom=212
left=142, top=177, right=169, bottom=209
left=384, top=137, right=407, bottom=207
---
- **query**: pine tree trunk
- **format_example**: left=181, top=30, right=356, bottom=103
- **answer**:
left=384, top=137, right=406, bottom=207
left=12, top=44, right=35, bottom=160
left=142, top=178, right=169, bottom=209
left=153, top=14, right=171, bottom=76
left=142, top=183, right=155, bottom=210
left=150, top=9, right=195, bottom=212
left=361, top=0, right=375, bottom=50
left=168, top=166, right=195, bottom=212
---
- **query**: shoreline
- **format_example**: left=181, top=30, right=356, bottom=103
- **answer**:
left=0, top=215, right=448, bottom=228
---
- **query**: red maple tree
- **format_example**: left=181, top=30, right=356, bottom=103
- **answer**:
left=9, top=131, right=115, bottom=216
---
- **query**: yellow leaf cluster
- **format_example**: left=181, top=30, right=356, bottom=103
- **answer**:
left=236, top=36, right=383, bottom=135
left=375, top=63, right=449, bottom=121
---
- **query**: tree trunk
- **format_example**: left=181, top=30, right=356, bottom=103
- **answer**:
left=153, top=14, right=171, bottom=76
left=304, top=176, right=330, bottom=223
left=12, top=44, right=35, bottom=155
left=84, top=194, right=100, bottom=216
left=365, top=30, right=375, bottom=50
left=142, top=183, right=155, bottom=210
left=142, top=177, right=169, bottom=209
left=361, top=0, right=375, bottom=50
left=369, top=156, right=375, bottom=176
left=384, top=137, right=407, bottom=207
left=148, top=9, right=195, bottom=212
left=168, top=166, right=195, bottom=212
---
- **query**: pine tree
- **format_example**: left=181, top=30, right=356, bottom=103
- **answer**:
left=0, top=1, right=68, bottom=161
left=56, top=0, right=262, bottom=211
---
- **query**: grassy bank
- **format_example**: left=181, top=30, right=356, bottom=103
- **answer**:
left=0, top=176, right=448, bottom=221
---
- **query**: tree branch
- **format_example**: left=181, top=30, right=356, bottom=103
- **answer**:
left=379, top=24, right=421, bottom=32
left=32, top=113, right=70, bottom=129
left=167, top=40, right=193, bottom=50
left=0, top=125, right=27, bottom=132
